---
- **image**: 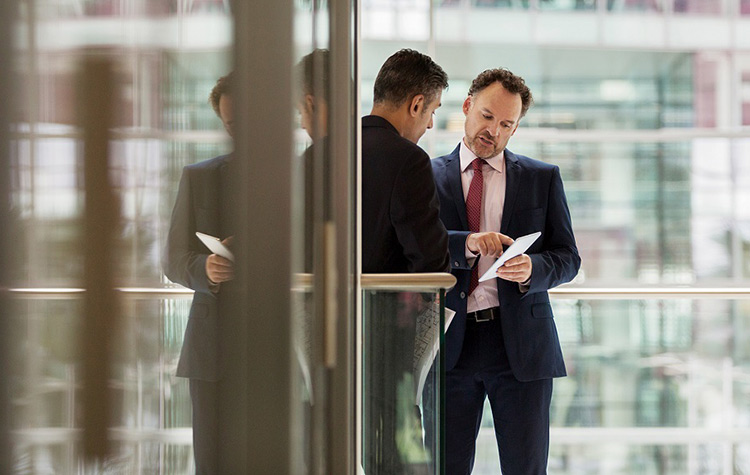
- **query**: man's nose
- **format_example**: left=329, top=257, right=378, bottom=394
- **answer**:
left=487, top=122, right=500, bottom=137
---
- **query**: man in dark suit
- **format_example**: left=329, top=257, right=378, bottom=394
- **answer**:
left=362, top=48, right=450, bottom=274
left=431, top=68, right=580, bottom=474
left=163, top=72, right=235, bottom=474
left=361, top=49, right=451, bottom=474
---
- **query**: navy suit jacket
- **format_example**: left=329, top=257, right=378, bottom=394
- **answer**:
left=432, top=145, right=580, bottom=381
left=163, top=154, right=231, bottom=381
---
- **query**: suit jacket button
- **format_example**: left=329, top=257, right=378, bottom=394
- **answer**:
left=454, top=261, right=460, bottom=267
left=460, top=292, right=466, bottom=299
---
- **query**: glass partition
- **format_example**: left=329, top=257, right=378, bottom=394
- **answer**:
left=468, top=295, right=750, bottom=473
left=5, top=0, right=357, bottom=472
left=361, top=275, right=455, bottom=475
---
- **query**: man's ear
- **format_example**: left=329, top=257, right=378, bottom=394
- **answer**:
left=409, top=94, right=425, bottom=117
left=462, top=96, right=472, bottom=116
left=305, top=94, right=315, bottom=113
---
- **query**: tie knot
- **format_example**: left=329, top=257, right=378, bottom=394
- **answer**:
left=472, top=158, right=484, bottom=172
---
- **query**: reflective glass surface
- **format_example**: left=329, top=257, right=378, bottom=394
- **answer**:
left=472, top=298, right=750, bottom=473
left=362, top=289, right=445, bottom=475
left=9, top=1, right=231, bottom=471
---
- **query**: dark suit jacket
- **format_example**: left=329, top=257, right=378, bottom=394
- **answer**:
left=361, top=115, right=450, bottom=273
left=432, top=145, right=580, bottom=381
left=163, top=154, right=232, bottom=381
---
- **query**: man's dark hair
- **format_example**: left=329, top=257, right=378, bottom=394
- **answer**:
left=373, top=49, right=448, bottom=108
left=468, top=68, right=534, bottom=118
left=209, top=71, right=234, bottom=117
left=298, top=48, right=329, bottom=103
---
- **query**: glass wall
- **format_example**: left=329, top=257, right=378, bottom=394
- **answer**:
left=8, top=1, right=233, bottom=472
left=362, top=0, right=750, bottom=472
left=6, top=0, right=358, bottom=472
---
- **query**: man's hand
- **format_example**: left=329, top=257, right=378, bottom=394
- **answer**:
left=205, top=236, right=234, bottom=284
left=496, top=254, right=532, bottom=283
left=466, top=232, right=514, bottom=258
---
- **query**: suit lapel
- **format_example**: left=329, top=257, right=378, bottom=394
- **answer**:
left=446, top=147, right=469, bottom=230
left=500, top=149, right=520, bottom=234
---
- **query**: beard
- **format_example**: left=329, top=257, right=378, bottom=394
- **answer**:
left=467, top=132, right=502, bottom=159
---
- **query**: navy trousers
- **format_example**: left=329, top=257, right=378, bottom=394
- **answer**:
left=446, top=315, right=553, bottom=475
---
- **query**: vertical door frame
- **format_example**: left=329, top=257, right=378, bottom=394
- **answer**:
left=229, top=1, right=358, bottom=472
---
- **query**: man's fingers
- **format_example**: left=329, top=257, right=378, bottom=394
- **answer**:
left=211, top=255, right=233, bottom=267
left=206, top=254, right=235, bottom=283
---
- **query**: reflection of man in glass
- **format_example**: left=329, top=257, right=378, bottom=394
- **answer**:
left=297, top=48, right=329, bottom=145
left=431, top=68, right=580, bottom=474
left=297, top=49, right=329, bottom=273
left=163, top=72, right=235, bottom=475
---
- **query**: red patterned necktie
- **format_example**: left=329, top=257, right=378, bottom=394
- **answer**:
left=466, top=158, right=484, bottom=295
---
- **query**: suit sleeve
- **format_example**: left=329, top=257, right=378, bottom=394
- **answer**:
left=526, top=166, right=581, bottom=296
left=448, top=230, right=473, bottom=270
left=163, top=167, right=213, bottom=295
left=391, top=151, right=451, bottom=273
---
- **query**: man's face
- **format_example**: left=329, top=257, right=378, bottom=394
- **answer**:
left=404, top=91, right=442, bottom=144
left=218, top=93, right=234, bottom=137
left=297, top=93, right=328, bottom=142
left=463, top=82, right=522, bottom=159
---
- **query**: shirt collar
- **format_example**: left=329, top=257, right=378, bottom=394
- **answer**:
left=459, top=139, right=505, bottom=174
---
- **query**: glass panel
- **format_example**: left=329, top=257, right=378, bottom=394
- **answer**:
left=362, top=289, right=446, bottom=474
left=9, top=294, right=193, bottom=472
left=471, top=297, right=750, bottom=472
left=9, top=0, right=232, bottom=470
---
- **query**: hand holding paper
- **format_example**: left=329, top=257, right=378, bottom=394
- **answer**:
left=197, top=232, right=235, bottom=284
left=478, top=232, right=541, bottom=283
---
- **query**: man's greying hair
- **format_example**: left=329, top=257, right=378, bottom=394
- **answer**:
left=209, top=71, right=234, bottom=117
left=469, top=68, right=533, bottom=118
left=298, top=48, right=330, bottom=103
left=373, top=49, right=448, bottom=108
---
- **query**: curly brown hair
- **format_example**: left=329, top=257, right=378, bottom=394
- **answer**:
left=209, top=72, right=234, bottom=117
left=468, top=69, right=533, bottom=118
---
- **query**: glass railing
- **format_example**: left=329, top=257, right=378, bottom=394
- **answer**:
left=468, top=288, right=750, bottom=473
left=5, top=287, right=193, bottom=473
left=360, top=273, right=456, bottom=475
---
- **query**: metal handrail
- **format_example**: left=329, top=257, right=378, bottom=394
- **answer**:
left=360, top=273, right=457, bottom=291
left=5, top=284, right=750, bottom=299
left=550, top=286, right=750, bottom=299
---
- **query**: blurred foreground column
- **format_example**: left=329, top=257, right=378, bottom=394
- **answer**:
left=78, top=53, right=121, bottom=463
left=0, top=0, right=17, bottom=473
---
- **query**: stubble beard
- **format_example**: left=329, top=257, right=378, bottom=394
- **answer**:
left=468, top=133, right=501, bottom=160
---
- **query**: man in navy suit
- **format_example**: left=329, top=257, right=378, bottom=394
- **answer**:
left=431, top=69, right=580, bottom=474
left=163, top=72, right=235, bottom=474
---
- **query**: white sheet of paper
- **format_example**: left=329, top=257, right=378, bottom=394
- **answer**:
left=414, top=305, right=456, bottom=404
left=195, top=231, right=235, bottom=262
left=478, top=231, right=541, bottom=282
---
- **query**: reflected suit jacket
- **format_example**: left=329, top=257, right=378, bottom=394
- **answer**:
left=432, top=145, right=581, bottom=381
left=163, top=154, right=231, bottom=382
